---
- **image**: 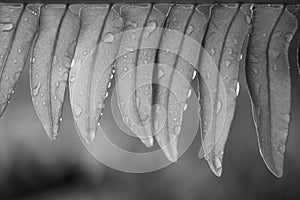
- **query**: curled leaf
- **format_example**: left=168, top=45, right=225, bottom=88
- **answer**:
left=165, top=4, right=210, bottom=164
left=198, top=4, right=252, bottom=177
left=135, top=5, right=166, bottom=147
left=0, top=4, right=24, bottom=116
left=69, top=4, right=110, bottom=144
left=153, top=4, right=194, bottom=162
left=115, top=4, right=152, bottom=147
left=31, top=4, right=80, bottom=139
left=246, top=4, right=298, bottom=177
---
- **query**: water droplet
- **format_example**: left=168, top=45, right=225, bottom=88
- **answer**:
left=281, top=113, right=290, bottom=123
left=245, top=15, right=251, bottom=24
left=187, top=89, right=192, bottom=98
left=183, top=103, right=187, bottom=111
left=269, top=49, right=280, bottom=58
left=278, top=144, right=286, bottom=154
left=144, top=21, right=156, bottom=36
left=83, top=51, right=88, bottom=56
left=216, top=100, right=222, bottom=113
left=249, top=54, right=259, bottom=63
left=17, top=49, right=22, bottom=53
left=186, top=24, right=194, bottom=35
left=209, top=48, right=215, bottom=55
left=125, top=19, right=137, bottom=29
left=73, top=104, right=82, bottom=117
left=24, top=18, right=28, bottom=22
left=52, top=56, right=58, bottom=65
left=219, top=150, right=224, bottom=156
left=252, top=68, right=258, bottom=74
left=13, top=59, right=17, bottom=63
left=231, top=38, right=238, bottom=45
left=173, top=125, right=181, bottom=135
left=206, top=72, right=211, bottom=79
left=123, top=54, right=127, bottom=59
left=59, top=117, right=63, bottom=122
left=192, top=70, right=196, bottom=80
left=123, top=67, right=128, bottom=72
left=272, top=31, right=281, bottom=39
left=31, top=57, right=36, bottom=64
left=285, top=33, right=293, bottom=42
left=136, top=97, right=140, bottom=107
left=71, top=59, right=75, bottom=68
left=236, top=82, right=240, bottom=96
left=107, top=82, right=111, bottom=88
left=126, top=47, right=134, bottom=52
left=224, top=60, right=231, bottom=68
left=58, top=67, right=63, bottom=71
left=32, top=83, right=41, bottom=96
left=0, top=23, right=14, bottom=32
left=0, top=55, right=4, bottom=58
left=42, top=101, right=46, bottom=106
left=69, top=76, right=75, bottom=83
left=102, top=32, right=114, bottom=43
left=158, top=68, right=164, bottom=79
left=226, top=48, right=232, bottom=55
left=214, top=156, right=222, bottom=170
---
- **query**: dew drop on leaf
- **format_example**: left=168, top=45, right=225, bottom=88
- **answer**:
left=73, top=104, right=83, bottom=117
left=0, top=23, right=14, bottom=32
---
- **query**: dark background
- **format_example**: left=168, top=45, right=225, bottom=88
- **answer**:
left=0, top=1, right=300, bottom=200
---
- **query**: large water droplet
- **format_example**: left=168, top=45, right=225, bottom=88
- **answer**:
left=192, top=70, right=196, bottom=80
left=206, top=72, right=211, bottom=79
left=52, top=56, right=58, bottom=65
left=73, top=104, right=82, bottom=117
left=278, top=144, right=286, bottom=154
left=216, top=100, right=222, bottom=113
left=70, top=59, right=75, bottom=68
left=0, top=23, right=14, bottom=32
left=281, top=113, right=290, bottom=123
left=173, top=125, right=181, bottom=135
left=236, top=82, right=240, bottom=96
left=158, top=68, right=164, bottom=79
left=214, top=156, right=222, bottom=170
left=69, top=76, right=75, bottom=83
left=284, top=33, right=293, bottom=42
left=209, top=48, right=215, bottom=55
left=102, top=32, right=114, bottom=43
left=144, top=21, right=156, bottom=36
left=245, top=15, right=251, bottom=24
left=32, top=82, right=41, bottom=96
left=186, top=24, right=194, bottom=35
left=187, top=88, right=192, bottom=98
left=249, top=54, right=259, bottom=63
left=224, top=60, right=231, bottom=68
left=252, top=68, right=258, bottom=74
left=269, top=49, right=280, bottom=58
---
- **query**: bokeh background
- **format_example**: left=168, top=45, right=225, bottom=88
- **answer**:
left=1, top=2, right=300, bottom=200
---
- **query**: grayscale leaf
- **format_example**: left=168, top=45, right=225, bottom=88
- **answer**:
left=135, top=5, right=166, bottom=147
left=246, top=4, right=298, bottom=177
left=0, top=4, right=39, bottom=117
left=115, top=4, right=152, bottom=147
left=69, top=4, right=109, bottom=144
left=153, top=4, right=194, bottom=162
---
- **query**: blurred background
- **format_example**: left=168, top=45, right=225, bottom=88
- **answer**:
left=1, top=3, right=300, bottom=200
